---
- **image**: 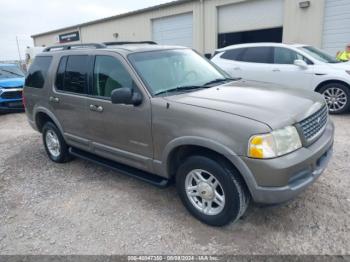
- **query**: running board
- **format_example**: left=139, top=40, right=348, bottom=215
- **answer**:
left=69, top=147, right=170, bottom=188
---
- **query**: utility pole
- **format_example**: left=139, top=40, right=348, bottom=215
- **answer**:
left=16, top=36, right=22, bottom=66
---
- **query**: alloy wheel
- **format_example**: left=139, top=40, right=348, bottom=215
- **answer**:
left=185, top=169, right=225, bottom=216
left=45, top=130, right=61, bottom=158
left=323, top=87, right=348, bottom=113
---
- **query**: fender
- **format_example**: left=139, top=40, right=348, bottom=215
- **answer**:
left=33, top=106, right=64, bottom=135
left=157, top=136, right=259, bottom=195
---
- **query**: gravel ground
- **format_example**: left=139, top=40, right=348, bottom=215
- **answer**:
left=0, top=112, right=349, bottom=255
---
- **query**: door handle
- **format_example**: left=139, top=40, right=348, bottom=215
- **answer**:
left=89, top=104, right=97, bottom=111
left=96, top=106, right=104, bottom=112
left=89, top=104, right=103, bottom=112
left=49, top=96, right=59, bottom=103
left=272, top=69, right=281, bottom=72
left=233, top=67, right=241, bottom=70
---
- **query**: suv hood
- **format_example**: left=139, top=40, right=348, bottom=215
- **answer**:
left=165, top=80, right=325, bottom=129
left=0, top=78, right=25, bottom=89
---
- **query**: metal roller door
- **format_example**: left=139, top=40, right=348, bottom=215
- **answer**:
left=152, top=13, right=193, bottom=47
left=218, top=0, right=284, bottom=34
left=322, top=0, right=350, bottom=55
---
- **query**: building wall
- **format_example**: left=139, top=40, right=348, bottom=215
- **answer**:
left=34, top=27, right=81, bottom=47
left=33, top=1, right=202, bottom=50
left=33, top=0, right=327, bottom=54
left=81, top=1, right=202, bottom=48
left=283, top=0, right=326, bottom=47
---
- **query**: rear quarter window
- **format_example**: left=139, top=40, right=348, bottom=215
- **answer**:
left=220, top=48, right=245, bottom=61
left=25, top=56, right=53, bottom=88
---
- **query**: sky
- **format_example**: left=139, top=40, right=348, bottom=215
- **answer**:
left=0, top=0, right=173, bottom=61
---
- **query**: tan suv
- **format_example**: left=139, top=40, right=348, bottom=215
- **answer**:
left=23, top=42, right=334, bottom=226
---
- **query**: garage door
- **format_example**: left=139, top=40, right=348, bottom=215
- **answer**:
left=218, top=0, right=284, bottom=34
left=152, top=13, right=193, bottom=47
left=322, top=0, right=350, bottom=55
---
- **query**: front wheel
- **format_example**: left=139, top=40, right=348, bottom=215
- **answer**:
left=320, top=83, right=350, bottom=114
left=176, top=155, right=250, bottom=226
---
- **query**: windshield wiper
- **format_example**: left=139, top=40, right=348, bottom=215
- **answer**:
left=203, top=77, right=240, bottom=87
left=154, top=85, right=207, bottom=96
left=0, top=69, right=23, bottom=77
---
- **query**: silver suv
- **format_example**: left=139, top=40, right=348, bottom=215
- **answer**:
left=24, top=42, right=334, bottom=226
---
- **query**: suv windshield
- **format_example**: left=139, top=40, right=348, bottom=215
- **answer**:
left=298, top=46, right=339, bottom=63
left=128, top=49, right=232, bottom=96
left=0, top=65, right=24, bottom=80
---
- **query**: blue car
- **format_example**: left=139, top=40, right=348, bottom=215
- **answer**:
left=0, top=64, right=25, bottom=112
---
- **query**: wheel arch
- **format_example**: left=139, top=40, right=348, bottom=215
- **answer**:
left=315, top=79, right=350, bottom=93
left=163, top=137, right=258, bottom=198
left=34, top=107, right=64, bottom=134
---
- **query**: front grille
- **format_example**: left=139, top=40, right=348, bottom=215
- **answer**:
left=1, top=91, right=22, bottom=99
left=299, top=105, right=328, bottom=142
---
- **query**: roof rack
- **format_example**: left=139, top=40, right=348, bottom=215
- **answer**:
left=103, top=41, right=157, bottom=46
left=42, top=41, right=157, bottom=52
left=43, top=43, right=106, bottom=52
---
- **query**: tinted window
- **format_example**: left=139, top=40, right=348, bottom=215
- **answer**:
left=55, top=56, right=67, bottom=90
left=221, top=48, right=245, bottom=61
left=56, top=55, right=89, bottom=94
left=274, top=47, right=312, bottom=65
left=240, top=47, right=273, bottom=63
left=93, top=56, right=133, bottom=98
left=25, top=56, right=52, bottom=88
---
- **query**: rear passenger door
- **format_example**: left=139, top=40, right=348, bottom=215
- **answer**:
left=234, top=47, right=276, bottom=83
left=50, top=54, right=93, bottom=151
left=86, top=53, right=153, bottom=171
left=218, top=47, right=276, bottom=83
left=213, top=48, right=245, bottom=78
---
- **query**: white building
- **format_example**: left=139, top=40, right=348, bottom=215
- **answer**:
left=31, top=0, right=350, bottom=56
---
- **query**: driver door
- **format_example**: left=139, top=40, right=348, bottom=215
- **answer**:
left=269, top=47, right=314, bottom=90
left=86, top=53, right=153, bottom=171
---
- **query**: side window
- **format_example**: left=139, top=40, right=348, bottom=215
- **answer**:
left=274, top=47, right=313, bottom=65
left=221, top=48, right=245, bottom=61
left=93, top=56, right=134, bottom=98
left=274, top=47, right=298, bottom=64
left=240, top=47, right=274, bottom=64
left=56, top=55, right=89, bottom=94
left=25, top=56, right=53, bottom=88
left=55, top=56, right=67, bottom=90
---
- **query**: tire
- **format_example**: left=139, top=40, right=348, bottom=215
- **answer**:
left=319, top=83, right=350, bottom=114
left=42, top=122, right=72, bottom=163
left=176, top=155, right=250, bottom=226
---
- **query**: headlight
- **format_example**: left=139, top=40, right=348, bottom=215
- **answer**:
left=248, top=126, right=302, bottom=159
left=0, top=89, right=3, bottom=95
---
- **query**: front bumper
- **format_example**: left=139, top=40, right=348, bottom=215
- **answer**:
left=242, top=120, right=334, bottom=204
left=0, top=88, right=24, bottom=112
left=0, top=99, right=24, bottom=112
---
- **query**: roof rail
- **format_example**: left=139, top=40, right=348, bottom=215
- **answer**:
left=103, top=41, right=157, bottom=46
left=43, top=43, right=106, bottom=52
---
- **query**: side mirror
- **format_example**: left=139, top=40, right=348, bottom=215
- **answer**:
left=294, top=59, right=308, bottom=69
left=111, top=88, right=142, bottom=106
